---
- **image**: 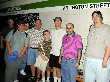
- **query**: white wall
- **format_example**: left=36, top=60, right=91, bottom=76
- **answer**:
left=39, top=7, right=110, bottom=47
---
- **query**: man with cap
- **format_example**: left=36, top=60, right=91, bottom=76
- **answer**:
left=50, top=17, right=66, bottom=82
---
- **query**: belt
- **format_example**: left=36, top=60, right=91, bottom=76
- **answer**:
left=63, top=57, right=76, bottom=60
left=30, top=47, right=38, bottom=49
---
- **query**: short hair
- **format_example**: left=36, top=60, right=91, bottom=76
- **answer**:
left=17, top=20, right=26, bottom=25
left=35, top=18, right=42, bottom=22
left=53, top=17, right=62, bottom=22
left=43, top=30, right=50, bottom=35
left=66, top=23, right=74, bottom=28
left=92, top=11, right=103, bottom=20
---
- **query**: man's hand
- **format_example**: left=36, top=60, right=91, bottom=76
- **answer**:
left=19, top=47, right=26, bottom=57
left=75, top=62, right=80, bottom=68
left=102, top=61, right=107, bottom=68
left=59, top=57, right=61, bottom=64
left=19, top=51, right=24, bottom=57
left=8, top=49, right=13, bottom=55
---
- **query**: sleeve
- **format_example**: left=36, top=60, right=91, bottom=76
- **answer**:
left=50, top=29, right=53, bottom=39
left=61, top=35, right=65, bottom=48
left=5, top=30, right=13, bottom=42
left=104, top=29, right=110, bottom=48
left=75, top=35, right=83, bottom=49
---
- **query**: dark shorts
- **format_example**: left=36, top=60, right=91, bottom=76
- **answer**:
left=49, top=54, right=61, bottom=68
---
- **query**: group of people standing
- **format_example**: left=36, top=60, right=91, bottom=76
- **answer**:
left=2, top=10, right=110, bottom=82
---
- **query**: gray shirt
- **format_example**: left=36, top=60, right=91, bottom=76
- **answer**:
left=85, top=24, right=110, bottom=59
left=6, top=30, right=27, bottom=54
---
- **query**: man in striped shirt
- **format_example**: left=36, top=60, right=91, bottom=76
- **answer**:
left=26, top=19, right=44, bottom=81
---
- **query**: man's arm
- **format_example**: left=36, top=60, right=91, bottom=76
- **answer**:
left=6, top=40, right=13, bottom=55
left=102, top=47, right=110, bottom=68
left=75, top=49, right=82, bottom=68
left=77, top=49, right=82, bottom=65
left=59, top=47, right=63, bottom=64
left=20, top=36, right=29, bottom=57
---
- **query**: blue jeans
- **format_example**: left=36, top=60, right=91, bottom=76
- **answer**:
left=61, top=57, right=77, bottom=82
left=19, top=55, right=27, bottom=70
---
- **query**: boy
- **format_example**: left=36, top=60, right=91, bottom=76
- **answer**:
left=37, top=30, right=52, bottom=82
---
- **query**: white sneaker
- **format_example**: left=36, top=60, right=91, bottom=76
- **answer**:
left=20, top=69, right=26, bottom=75
left=13, top=80, right=19, bottom=82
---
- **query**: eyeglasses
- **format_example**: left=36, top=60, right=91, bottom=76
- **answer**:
left=66, top=27, right=72, bottom=29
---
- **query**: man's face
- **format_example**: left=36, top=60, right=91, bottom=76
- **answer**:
left=92, top=13, right=102, bottom=24
left=24, top=23, right=29, bottom=31
left=8, top=19, right=14, bottom=28
left=43, top=31, right=50, bottom=40
left=35, top=20, right=42, bottom=29
left=18, top=23, right=25, bottom=30
left=54, top=19, right=62, bottom=28
left=66, top=24, right=74, bottom=35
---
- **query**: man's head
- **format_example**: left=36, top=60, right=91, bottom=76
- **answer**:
left=7, top=18, right=14, bottom=28
left=53, top=17, right=62, bottom=29
left=35, top=19, right=42, bottom=30
left=43, top=30, right=51, bottom=40
left=66, top=23, right=74, bottom=35
left=17, top=20, right=28, bottom=31
left=92, top=11, right=103, bottom=24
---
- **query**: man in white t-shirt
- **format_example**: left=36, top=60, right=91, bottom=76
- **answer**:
left=50, top=17, right=66, bottom=82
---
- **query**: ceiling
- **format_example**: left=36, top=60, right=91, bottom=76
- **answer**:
left=0, top=0, right=48, bottom=9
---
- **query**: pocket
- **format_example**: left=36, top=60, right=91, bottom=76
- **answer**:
left=70, top=59, right=76, bottom=62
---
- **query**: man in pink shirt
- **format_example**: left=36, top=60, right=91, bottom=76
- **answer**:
left=59, top=23, right=83, bottom=82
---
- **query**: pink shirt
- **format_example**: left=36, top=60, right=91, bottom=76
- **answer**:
left=62, top=34, right=83, bottom=59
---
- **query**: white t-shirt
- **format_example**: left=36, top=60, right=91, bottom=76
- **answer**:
left=51, top=28, right=66, bottom=56
left=85, top=24, right=110, bottom=59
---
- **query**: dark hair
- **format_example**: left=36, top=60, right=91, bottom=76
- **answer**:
left=7, top=18, right=17, bottom=35
left=43, top=30, right=50, bottom=35
left=17, top=21, right=26, bottom=25
left=53, top=17, right=62, bottom=22
left=35, top=18, right=42, bottom=22
left=92, top=11, right=103, bottom=20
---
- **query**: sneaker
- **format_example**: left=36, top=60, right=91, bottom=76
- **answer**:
left=28, top=76, right=37, bottom=81
left=13, top=80, right=19, bottom=82
left=20, top=69, right=26, bottom=75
